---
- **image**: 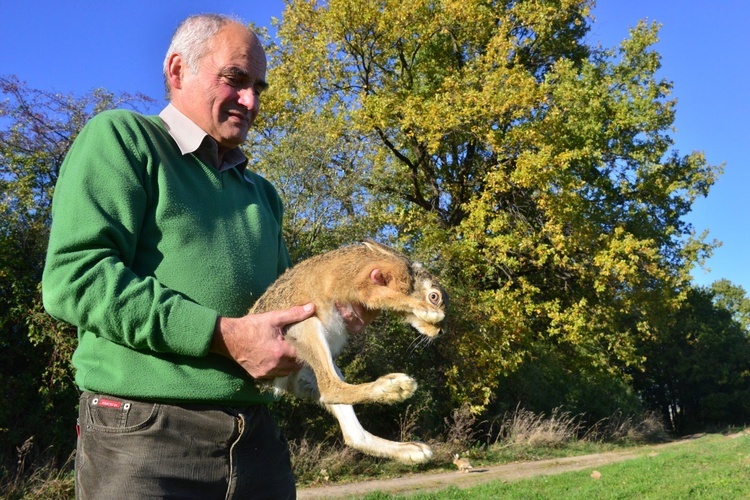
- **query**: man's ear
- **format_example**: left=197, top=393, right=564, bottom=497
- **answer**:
left=370, top=268, right=386, bottom=286
left=165, top=53, right=184, bottom=90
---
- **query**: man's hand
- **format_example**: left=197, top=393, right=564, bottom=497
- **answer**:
left=211, top=303, right=315, bottom=379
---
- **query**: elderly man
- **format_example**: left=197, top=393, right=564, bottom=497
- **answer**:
left=43, top=13, right=347, bottom=498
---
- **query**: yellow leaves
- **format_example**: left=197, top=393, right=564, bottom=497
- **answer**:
left=592, top=227, right=664, bottom=294
left=262, top=0, right=720, bottom=412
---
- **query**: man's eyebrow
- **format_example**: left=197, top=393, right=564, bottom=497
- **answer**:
left=222, top=67, right=268, bottom=90
left=223, top=67, right=250, bottom=79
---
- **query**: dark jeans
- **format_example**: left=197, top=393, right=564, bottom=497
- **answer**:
left=75, top=392, right=295, bottom=499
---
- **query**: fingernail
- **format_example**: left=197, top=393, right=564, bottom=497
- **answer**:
left=303, top=303, right=314, bottom=313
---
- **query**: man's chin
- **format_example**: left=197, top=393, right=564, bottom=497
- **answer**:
left=219, top=129, right=249, bottom=149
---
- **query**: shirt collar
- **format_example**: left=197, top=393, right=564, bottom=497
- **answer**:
left=159, top=104, right=248, bottom=173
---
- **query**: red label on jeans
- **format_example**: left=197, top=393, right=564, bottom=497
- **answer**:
left=97, top=398, right=122, bottom=409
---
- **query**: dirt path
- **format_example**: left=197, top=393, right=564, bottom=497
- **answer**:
left=297, top=439, right=698, bottom=498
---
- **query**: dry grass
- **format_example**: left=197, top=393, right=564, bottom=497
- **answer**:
left=486, top=406, right=667, bottom=451
left=287, top=405, right=667, bottom=485
left=397, top=403, right=427, bottom=443
left=494, top=406, right=583, bottom=449
left=443, top=403, right=478, bottom=449
left=583, top=410, right=667, bottom=443
left=2, top=408, right=669, bottom=495
left=1, top=437, right=74, bottom=500
left=289, top=438, right=372, bottom=485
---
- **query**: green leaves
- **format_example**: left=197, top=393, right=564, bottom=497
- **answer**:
left=0, top=76, right=154, bottom=464
left=258, top=0, right=723, bottom=411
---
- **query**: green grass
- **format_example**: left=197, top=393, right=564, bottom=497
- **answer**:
left=7, top=430, right=748, bottom=499
left=361, top=433, right=750, bottom=499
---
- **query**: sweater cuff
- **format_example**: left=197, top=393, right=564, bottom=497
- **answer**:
left=165, top=299, right=219, bottom=357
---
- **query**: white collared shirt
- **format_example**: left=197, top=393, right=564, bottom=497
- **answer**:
left=159, top=103, right=248, bottom=173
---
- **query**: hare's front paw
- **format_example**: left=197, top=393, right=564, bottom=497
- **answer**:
left=413, top=305, right=444, bottom=323
left=371, top=373, right=417, bottom=403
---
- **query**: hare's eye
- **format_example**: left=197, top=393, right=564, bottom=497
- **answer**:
left=427, top=290, right=442, bottom=306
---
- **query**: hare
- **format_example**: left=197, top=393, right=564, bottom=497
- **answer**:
left=249, top=240, right=447, bottom=463
left=453, top=454, right=473, bottom=472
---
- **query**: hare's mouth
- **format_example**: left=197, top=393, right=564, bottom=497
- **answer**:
left=407, top=316, right=443, bottom=338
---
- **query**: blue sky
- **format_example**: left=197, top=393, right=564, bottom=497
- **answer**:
left=2, top=1, right=747, bottom=292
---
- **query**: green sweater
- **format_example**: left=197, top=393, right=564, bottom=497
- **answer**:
left=42, top=109, right=290, bottom=404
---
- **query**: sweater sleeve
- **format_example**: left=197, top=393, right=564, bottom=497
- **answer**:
left=42, top=111, right=218, bottom=357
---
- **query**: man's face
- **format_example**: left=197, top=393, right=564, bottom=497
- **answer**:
left=174, top=23, right=267, bottom=154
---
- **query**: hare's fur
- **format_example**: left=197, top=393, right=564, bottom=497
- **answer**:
left=453, top=454, right=473, bottom=472
left=250, top=240, right=447, bottom=463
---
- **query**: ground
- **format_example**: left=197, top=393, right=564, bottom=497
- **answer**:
left=296, top=437, right=711, bottom=498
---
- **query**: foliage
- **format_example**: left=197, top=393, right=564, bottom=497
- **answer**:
left=255, top=0, right=721, bottom=414
left=710, top=278, right=750, bottom=332
left=0, top=436, right=74, bottom=500
left=632, top=286, right=750, bottom=434
left=492, top=342, right=644, bottom=423
left=1, top=0, right=746, bottom=489
left=0, top=75, right=154, bottom=471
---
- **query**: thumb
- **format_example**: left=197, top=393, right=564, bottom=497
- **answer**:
left=274, top=303, right=316, bottom=327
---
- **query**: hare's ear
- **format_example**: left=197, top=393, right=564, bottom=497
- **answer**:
left=363, top=239, right=396, bottom=257
left=370, top=268, right=386, bottom=286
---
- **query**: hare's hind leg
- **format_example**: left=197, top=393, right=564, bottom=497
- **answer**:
left=287, top=316, right=417, bottom=405
left=327, top=404, right=432, bottom=463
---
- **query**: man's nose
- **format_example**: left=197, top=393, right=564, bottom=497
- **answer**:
left=238, top=88, right=259, bottom=112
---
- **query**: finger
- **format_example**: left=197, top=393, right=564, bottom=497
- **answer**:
left=271, top=303, right=316, bottom=327
left=263, top=356, right=304, bottom=379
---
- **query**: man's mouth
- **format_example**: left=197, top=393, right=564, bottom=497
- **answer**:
left=226, top=110, right=250, bottom=124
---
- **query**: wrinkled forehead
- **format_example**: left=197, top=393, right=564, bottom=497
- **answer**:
left=207, top=23, right=266, bottom=71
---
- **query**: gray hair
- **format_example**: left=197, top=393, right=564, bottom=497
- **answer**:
left=163, top=13, right=245, bottom=98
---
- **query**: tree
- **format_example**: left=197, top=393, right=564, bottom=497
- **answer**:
left=0, top=75, right=154, bottom=468
left=711, top=279, right=750, bottom=332
left=633, top=286, right=750, bottom=434
left=252, top=0, right=720, bottom=412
